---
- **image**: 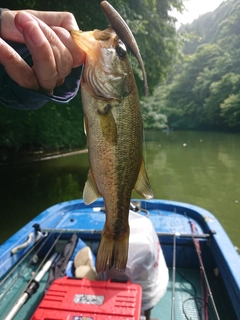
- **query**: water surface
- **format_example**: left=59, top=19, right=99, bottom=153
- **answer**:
left=0, top=130, right=239, bottom=249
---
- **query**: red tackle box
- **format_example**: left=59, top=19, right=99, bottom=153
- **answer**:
left=31, top=276, right=142, bottom=320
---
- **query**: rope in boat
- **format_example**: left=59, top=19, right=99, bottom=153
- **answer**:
left=177, top=254, right=212, bottom=319
left=189, top=220, right=209, bottom=319
left=182, top=297, right=210, bottom=320
left=179, top=269, right=202, bottom=319
left=171, top=244, right=217, bottom=319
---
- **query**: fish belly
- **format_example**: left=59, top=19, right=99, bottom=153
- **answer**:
left=82, top=83, right=142, bottom=272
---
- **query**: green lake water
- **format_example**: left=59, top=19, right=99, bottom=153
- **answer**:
left=0, top=130, right=239, bottom=250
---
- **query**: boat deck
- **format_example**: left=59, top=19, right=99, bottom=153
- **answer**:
left=1, top=260, right=237, bottom=320
left=152, top=268, right=237, bottom=320
left=1, top=199, right=239, bottom=319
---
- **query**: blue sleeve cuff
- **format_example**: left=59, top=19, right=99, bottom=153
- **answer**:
left=0, top=42, right=82, bottom=110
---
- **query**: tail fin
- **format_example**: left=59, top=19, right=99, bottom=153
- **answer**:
left=96, top=227, right=129, bottom=274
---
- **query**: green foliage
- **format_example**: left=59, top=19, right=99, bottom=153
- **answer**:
left=0, top=0, right=183, bottom=151
left=141, top=86, right=168, bottom=130
left=202, top=73, right=240, bottom=127
left=154, top=0, right=240, bottom=131
left=220, top=94, right=240, bottom=127
left=0, top=94, right=86, bottom=150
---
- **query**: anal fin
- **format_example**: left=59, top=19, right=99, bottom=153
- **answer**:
left=83, top=169, right=101, bottom=205
left=134, top=159, right=154, bottom=200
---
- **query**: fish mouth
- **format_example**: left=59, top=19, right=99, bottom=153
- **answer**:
left=71, top=29, right=116, bottom=58
left=71, top=28, right=128, bottom=100
left=71, top=30, right=98, bottom=57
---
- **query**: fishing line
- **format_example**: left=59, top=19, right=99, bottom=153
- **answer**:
left=174, top=245, right=211, bottom=319
left=168, top=233, right=219, bottom=320
left=0, top=227, right=57, bottom=304
left=0, top=236, right=43, bottom=288
left=0, top=232, right=48, bottom=288
left=128, top=51, right=150, bottom=214
left=182, top=297, right=211, bottom=320
left=16, top=230, right=49, bottom=278
left=0, top=232, right=51, bottom=303
left=178, top=268, right=198, bottom=297
left=4, top=252, right=58, bottom=320
left=178, top=267, right=205, bottom=319
left=171, top=232, right=177, bottom=320
left=16, top=230, right=62, bottom=300
left=142, top=126, right=150, bottom=215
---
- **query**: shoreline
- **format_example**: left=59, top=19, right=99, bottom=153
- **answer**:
left=0, top=149, right=88, bottom=166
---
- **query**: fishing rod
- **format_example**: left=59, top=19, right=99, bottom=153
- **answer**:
left=0, top=226, right=51, bottom=304
left=0, top=237, right=42, bottom=288
left=4, top=252, right=58, bottom=320
left=171, top=232, right=179, bottom=320
left=41, top=227, right=212, bottom=239
left=188, top=219, right=221, bottom=320
left=4, top=230, right=64, bottom=320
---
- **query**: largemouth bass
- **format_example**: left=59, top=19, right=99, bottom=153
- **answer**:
left=71, top=2, right=153, bottom=273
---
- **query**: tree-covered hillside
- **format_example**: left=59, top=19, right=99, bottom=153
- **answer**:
left=0, top=0, right=183, bottom=152
left=147, top=0, right=240, bottom=131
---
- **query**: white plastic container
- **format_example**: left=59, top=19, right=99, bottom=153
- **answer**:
left=101, top=210, right=169, bottom=312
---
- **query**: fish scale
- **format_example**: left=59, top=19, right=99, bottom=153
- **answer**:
left=71, top=13, right=153, bottom=273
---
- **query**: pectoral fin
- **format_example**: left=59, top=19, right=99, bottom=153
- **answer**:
left=134, top=159, right=154, bottom=200
left=83, top=169, right=101, bottom=204
left=99, top=105, right=117, bottom=145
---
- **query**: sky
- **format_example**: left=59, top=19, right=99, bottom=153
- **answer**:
left=174, top=0, right=225, bottom=26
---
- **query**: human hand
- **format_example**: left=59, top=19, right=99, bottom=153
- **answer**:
left=0, top=10, right=85, bottom=94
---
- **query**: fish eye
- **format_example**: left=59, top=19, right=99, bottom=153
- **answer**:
left=116, top=43, right=126, bottom=58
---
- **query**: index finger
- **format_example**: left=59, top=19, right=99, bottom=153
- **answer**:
left=26, top=10, right=79, bottom=30
left=1, top=10, right=79, bottom=43
left=0, top=37, right=39, bottom=90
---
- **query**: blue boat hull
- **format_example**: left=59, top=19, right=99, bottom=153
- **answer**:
left=0, top=199, right=239, bottom=319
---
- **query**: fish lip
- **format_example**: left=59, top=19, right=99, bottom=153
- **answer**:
left=71, top=30, right=98, bottom=57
